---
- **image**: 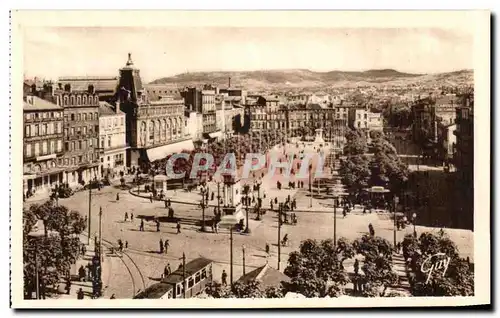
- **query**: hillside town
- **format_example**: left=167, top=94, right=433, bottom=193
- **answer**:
left=22, top=53, right=474, bottom=300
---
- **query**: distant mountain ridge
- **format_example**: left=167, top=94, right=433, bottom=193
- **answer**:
left=149, top=69, right=473, bottom=89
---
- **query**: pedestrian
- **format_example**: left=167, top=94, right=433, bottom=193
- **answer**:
left=221, top=270, right=228, bottom=286
left=265, top=243, right=270, bottom=255
left=164, top=200, right=168, bottom=209
left=164, top=239, right=169, bottom=254
left=125, top=241, right=128, bottom=249
left=118, top=239, right=123, bottom=252
left=110, top=294, right=116, bottom=299
left=125, top=212, right=128, bottom=222
left=140, top=219, right=144, bottom=232
left=214, top=221, right=219, bottom=234
left=65, top=277, right=71, bottom=295
left=168, top=199, right=171, bottom=207
left=156, top=220, right=160, bottom=232
left=270, top=200, right=274, bottom=210
left=211, top=192, right=214, bottom=201
left=159, top=238, right=164, bottom=254
left=116, top=193, right=120, bottom=201
left=81, top=244, right=86, bottom=256
left=167, top=263, right=172, bottom=275
left=176, top=221, right=181, bottom=234
left=274, top=197, right=278, bottom=205
left=78, top=265, right=86, bottom=282
left=131, top=213, right=134, bottom=222
left=354, top=259, right=359, bottom=274
left=77, top=288, right=84, bottom=300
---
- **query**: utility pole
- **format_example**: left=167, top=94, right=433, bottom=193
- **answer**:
left=242, top=245, right=246, bottom=276
left=88, top=178, right=92, bottom=245
left=99, top=207, right=103, bottom=263
left=309, top=165, right=312, bottom=208
left=230, top=225, right=234, bottom=285
left=217, top=182, right=221, bottom=214
left=334, top=197, right=337, bottom=248
left=277, top=203, right=282, bottom=270
left=182, top=253, right=186, bottom=299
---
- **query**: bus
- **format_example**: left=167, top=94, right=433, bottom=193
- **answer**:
left=134, top=257, right=213, bottom=299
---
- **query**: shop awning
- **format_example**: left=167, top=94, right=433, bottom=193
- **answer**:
left=146, top=139, right=195, bottom=162
left=209, top=131, right=222, bottom=139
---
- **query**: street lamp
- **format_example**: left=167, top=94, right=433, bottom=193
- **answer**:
left=255, top=180, right=262, bottom=220
left=393, top=196, right=399, bottom=249
left=199, top=183, right=209, bottom=232
left=243, top=184, right=251, bottom=234
left=277, top=202, right=283, bottom=270
left=412, top=212, right=417, bottom=237
left=308, top=164, right=313, bottom=208
left=27, top=220, right=45, bottom=300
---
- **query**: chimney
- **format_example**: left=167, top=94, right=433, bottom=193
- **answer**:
left=228, top=77, right=231, bottom=88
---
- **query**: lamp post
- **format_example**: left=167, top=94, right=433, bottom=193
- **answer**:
left=277, top=203, right=283, bottom=270
left=393, top=196, right=399, bottom=249
left=243, top=187, right=250, bottom=233
left=309, top=164, right=313, bottom=208
left=28, top=220, right=44, bottom=300
left=242, top=244, right=246, bottom=276
left=88, top=175, right=92, bottom=245
left=412, top=212, right=417, bottom=237
left=199, top=183, right=209, bottom=232
left=99, top=207, right=103, bottom=263
left=255, top=180, right=262, bottom=220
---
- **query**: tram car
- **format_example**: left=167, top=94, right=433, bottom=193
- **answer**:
left=134, top=257, right=213, bottom=299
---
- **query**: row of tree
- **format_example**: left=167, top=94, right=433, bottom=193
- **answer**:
left=339, top=129, right=409, bottom=198
left=23, top=200, right=87, bottom=299
left=206, top=234, right=399, bottom=298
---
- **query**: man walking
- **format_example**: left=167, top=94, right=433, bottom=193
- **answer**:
left=140, top=219, right=144, bottom=232
left=221, top=270, right=228, bottom=286
left=176, top=221, right=181, bottom=234
left=159, top=238, right=164, bottom=254
left=150, top=194, right=153, bottom=203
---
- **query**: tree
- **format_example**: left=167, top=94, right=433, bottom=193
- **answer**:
left=23, top=201, right=86, bottom=298
left=205, top=280, right=283, bottom=298
left=343, top=129, right=368, bottom=156
left=353, top=235, right=398, bottom=297
left=402, top=231, right=474, bottom=296
left=339, top=154, right=371, bottom=195
left=284, top=239, right=350, bottom=297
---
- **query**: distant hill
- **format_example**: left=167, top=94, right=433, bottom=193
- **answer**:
left=149, top=69, right=473, bottom=90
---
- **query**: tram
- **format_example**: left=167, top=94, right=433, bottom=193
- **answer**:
left=134, top=257, right=213, bottom=299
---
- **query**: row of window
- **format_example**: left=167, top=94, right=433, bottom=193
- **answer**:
left=65, top=112, right=99, bottom=122
left=60, top=94, right=99, bottom=106
left=175, top=268, right=208, bottom=297
left=25, top=140, right=63, bottom=157
left=25, top=122, right=63, bottom=137
left=63, top=154, right=97, bottom=166
left=64, top=126, right=99, bottom=137
left=25, top=111, right=63, bottom=121
left=64, top=138, right=98, bottom=152
left=101, top=117, right=125, bottom=129
left=101, top=153, right=124, bottom=164
left=138, top=106, right=183, bottom=117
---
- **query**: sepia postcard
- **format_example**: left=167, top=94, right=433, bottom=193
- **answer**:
left=10, top=10, right=490, bottom=308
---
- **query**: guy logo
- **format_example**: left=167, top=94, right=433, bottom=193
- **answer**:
left=420, top=252, right=451, bottom=284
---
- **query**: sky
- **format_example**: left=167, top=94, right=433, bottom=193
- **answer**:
left=23, top=27, right=474, bottom=83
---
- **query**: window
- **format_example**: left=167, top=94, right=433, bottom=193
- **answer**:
left=114, top=118, right=117, bottom=127
left=176, top=284, right=182, bottom=296
left=26, top=144, right=31, bottom=157
left=71, top=114, right=75, bottom=121
left=101, top=139, right=105, bottom=149
left=71, top=157, right=76, bottom=165
left=201, top=269, right=207, bottom=279
left=188, top=277, right=194, bottom=288
left=25, top=125, right=30, bottom=137
left=108, top=119, right=111, bottom=127
left=95, top=125, right=99, bottom=133
left=195, top=272, right=201, bottom=284
left=120, top=117, right=124, bottom=126
left=89, top=138, right=93, bottom=147
left=78, top=140, right=82, bottom=150
left=89, top=113, right=93, bottom=120
left=50, top=141, right=55, bottom=154
left=71, top=141, right=75, bottom=151
left=108, top=136, right=111, bottom=147
left=82, top=140, right=87, bottom=150
left=42, top=141, right=47, bottom=155
left=77, top=114, right=81, bottom=121
left=64, top=128, right=68, bottom=137
left=65, top=142, right=69, bottom=152
left=95, top=112, right=98, bottom=120
left=34, top=143, right=39, bottom=156
left=78, top=155, right=82, bottom=163
left=34, top=124, right=39, bottom=136
left=83, top=126, right=87, bottom=135
left=77, top=127, right=81, bottom=135
left=71, top=127, right=75, bottom=135
left=107, top=156, right=110, bottom=161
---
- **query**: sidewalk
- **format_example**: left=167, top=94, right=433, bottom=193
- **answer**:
left=57, top=235, right=111, bottom=300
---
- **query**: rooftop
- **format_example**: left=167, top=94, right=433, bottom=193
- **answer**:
left=161, top=257, right=213, bottom=285
left=237, top=263, right=290, bottom=290
left=58, top=76, right=118, bottom=93
left=133, top=283, right=173, bottom=299
left=99, top=101, right=122, bottom=116
left=23, top=96, right=62, bottom=111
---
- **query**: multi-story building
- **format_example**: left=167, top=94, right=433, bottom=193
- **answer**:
left=55, top=86, right=101, bottom=186
left=453, top=94, right=474, bottom=230
left=99, top=101, right=128, bottom=178
left=347, top=107, right=383, bottom=142
left=115, top=54, right=194, bottom=167
left=182, top=86, right=219, bottom=138
left=23, top=95, right=65, bottom=197
left=58, top=76, right=119, bottom=102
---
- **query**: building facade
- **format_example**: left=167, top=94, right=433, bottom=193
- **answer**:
left=23, top=95, right=65, bottom=197
left=99, top=102, right=128, bottom=178
left=56, top=88, right=101, bottom=186
left=116, top=54, right=194, bottom=167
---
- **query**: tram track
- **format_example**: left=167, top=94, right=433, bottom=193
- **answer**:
left=100, top=237, right=147, bottom=298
